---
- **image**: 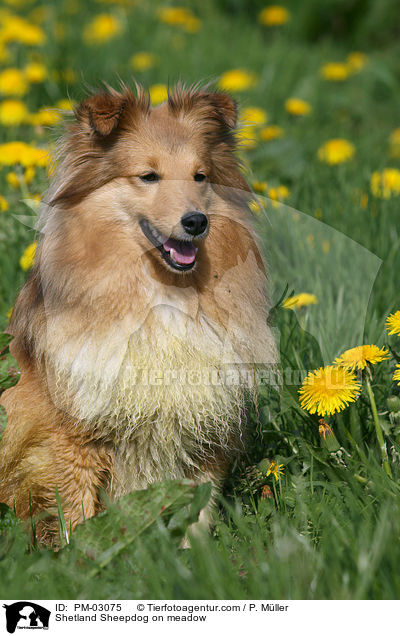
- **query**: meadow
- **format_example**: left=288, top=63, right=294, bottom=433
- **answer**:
left=1, top=0, right=400, bottom=599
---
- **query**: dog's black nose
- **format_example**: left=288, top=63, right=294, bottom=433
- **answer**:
left=181, top=212, right=208, bottom=236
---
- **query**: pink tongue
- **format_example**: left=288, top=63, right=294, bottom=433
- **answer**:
left=163, top=238, right=196, bottom=265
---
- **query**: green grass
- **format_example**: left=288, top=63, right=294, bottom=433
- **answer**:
left=1, top=0, right=400, bottom=600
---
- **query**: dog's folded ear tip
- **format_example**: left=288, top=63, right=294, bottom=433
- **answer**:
left=76, top=93, right=127, bottom=137
left=207, top=92, right=238, bottom=129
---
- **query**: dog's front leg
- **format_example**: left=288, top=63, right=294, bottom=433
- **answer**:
left=0, top=375, right=113, bottom=546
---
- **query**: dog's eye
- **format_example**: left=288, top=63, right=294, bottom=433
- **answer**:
left=194, top=173, right=207, bottom=183
left=140, top=172, right=160, bottom=182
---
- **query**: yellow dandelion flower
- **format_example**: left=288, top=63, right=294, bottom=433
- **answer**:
left=268, top=185, right=290, bottom=202
left=299, top=365, right=361, bottom=416
left=23, top=146, right=49, bottom=167
left=7, top=167, right=35, bottom=187
left=0, top=141, right=23, bottom=165
left=149, top=84, right=168, bottom=106
left=283, top=293, right=317, bottom=310
left=317, top=139, right=355, bottom=164
left=393, top=364, right=400, bottom=386
left=386, top=311, right=400, bottom=336
left=0, top=141, right=49, bottom=167
left=279, top=185, right=290, bottom=198
left=24, top=166, right=35, bottom=185
left=157, top=7, right=201, bottom=33
left=0, top=142, right=26, bottom=165
left=218, top=69, right=258, bottom=92
left=19, top=241, right=37, bottom=271
left=320, top=62, right=350, bottom=81
left=55, top=98, right=75, bottom=111
left=318, top=418, right=334, bottom=438
left=0, top=99, right=28, bottom=126
left=0, top=194, right=9, bottom=212
left=346, top=52, right=367, bottom=73
left=28, top=107, right=62, bottom=126
left=333, top=345, right=389, bottom=371
left=130, top=52, right=158, bottom=72
left=252, top=181, right=268, bottom=193
left=157, top=7, right=189, bottom=25
left=370, top=168, right=400, bottom=199
left=258, top=5, right=290, bottom=26
left=240, top=106, right=268, bottom=126
left=6, top=171, right=20, bottom=188
left=6, top=306, right=13, bottom=321
left=285, top=97, right=311, bottom=116
left=266, top=460, right=285, bottom=481
left=24, top=62, right=47, bottom=83
left=260, top=125, right=284, bottom=141
left=0, top=15, right=45, bottom=46
left=0, top=68, right=28, bottom=97
left=83, top=14, right=122, bottom=44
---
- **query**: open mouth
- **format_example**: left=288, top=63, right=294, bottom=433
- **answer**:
left=139, top=218, right=198, bottom=272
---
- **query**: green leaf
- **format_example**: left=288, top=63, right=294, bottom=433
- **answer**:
left=56, top=487, right=70, bottom=549
left=167, top=480, right=212, bottom=537
left=0, top=503, right=19, bottom=534
left=62, top=479, right=211, bottom=578
left=320, top=431, right=341, bottom=453
left=0, top=333, right=19, bottom=395
left=0, top=504, right=27, bottom=560
left=0, top=333, right=12, bottom=352
left=0, top=405, right=7, bottom=437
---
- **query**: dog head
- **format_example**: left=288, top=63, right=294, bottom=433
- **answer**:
left=49, top=83, right=252, bottom=275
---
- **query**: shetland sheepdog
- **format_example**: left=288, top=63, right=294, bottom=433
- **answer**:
left=0, top=83, right=276, bottom=545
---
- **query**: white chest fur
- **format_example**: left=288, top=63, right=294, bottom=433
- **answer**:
left=43, top=284, right=252, bottom=491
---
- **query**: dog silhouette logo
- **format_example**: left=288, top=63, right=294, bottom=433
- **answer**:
left=3, top=602, right=50, bottom=633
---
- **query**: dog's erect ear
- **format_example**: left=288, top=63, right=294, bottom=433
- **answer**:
left=206, top=92, right=237, bottom=129
left=76, top=93, right=127, bottom=136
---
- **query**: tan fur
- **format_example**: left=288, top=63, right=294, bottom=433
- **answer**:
left=0, top=83, right=276, bottom=546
